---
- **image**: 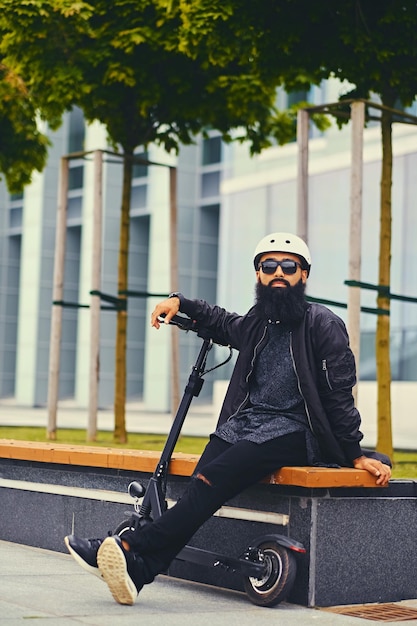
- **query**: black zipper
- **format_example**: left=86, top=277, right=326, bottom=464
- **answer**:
left=322, top=359, right=333, bottom=390
left=226, top=324, right=268, bottom=421
left=289, top=332, right=315, bottom=435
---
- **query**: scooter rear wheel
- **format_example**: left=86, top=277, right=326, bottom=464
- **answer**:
left=113, top=514, right=152, bottom=538
left=243, top=540, right=296, bottom=607
left=113, top=519, right=135, bottom=540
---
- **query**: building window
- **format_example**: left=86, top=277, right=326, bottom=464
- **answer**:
left=67, top=196, right=82, bottom=222
left=133, top=152, right=149, bottom=179
left=202, top=136, right=222, bottom=165
left=131, top=185, right=147, bottom=209
left=9, top=207, right=22, bottom=229
left=286, top=89, right=309, bottom=107
left=68, top=164, right=84, bottom=190
left=9, top=192, right=23, bottom=201
left=68, top=107, right=85, bottom=153
left=201, top=171, right=220, bottom=198
left=8, top=194, right=23, bottom=231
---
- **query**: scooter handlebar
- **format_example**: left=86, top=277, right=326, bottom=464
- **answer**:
left=158, top=313, right=199, bottom=332
left=158, top=312, right=230, bottom=347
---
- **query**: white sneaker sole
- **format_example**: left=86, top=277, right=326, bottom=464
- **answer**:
left=64, top=536, right=104, bottom=580
left=97, top=537, right=137, bottom=605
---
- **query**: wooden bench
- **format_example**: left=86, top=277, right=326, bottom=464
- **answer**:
left=1, top=438, right=412, bottom=609
left=0, top=438, right=384, bottom=488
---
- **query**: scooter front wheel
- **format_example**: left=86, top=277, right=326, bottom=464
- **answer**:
left=243, top=540, right=297, bottom=607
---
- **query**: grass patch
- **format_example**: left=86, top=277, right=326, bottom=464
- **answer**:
left=389, top=450, right=417, bottom=479
left=0, top=426, right=209, bottom=455
left=0, top=426, right=416, bottom=478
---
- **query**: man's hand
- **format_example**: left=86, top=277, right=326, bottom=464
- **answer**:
left=352, top=455, right=391, bottom=486
left=150, top=297, right=180, bottom=329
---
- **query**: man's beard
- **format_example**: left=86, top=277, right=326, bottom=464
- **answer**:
left=254, top=279, right=308, bottom=324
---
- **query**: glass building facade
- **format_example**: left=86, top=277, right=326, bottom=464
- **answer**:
left=0, top=83, right=416, bottom=417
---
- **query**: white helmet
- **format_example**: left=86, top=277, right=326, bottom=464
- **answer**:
left=253, top=232, right=311, bottom=275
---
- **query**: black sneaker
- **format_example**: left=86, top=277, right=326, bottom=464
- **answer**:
left=64, top=535, right=104, bottom=580
left=97, top=536, right=149, bottom=605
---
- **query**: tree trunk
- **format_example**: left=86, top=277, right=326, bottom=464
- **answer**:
left=114, top=151, right=133, bottom=443
left=376, top=103, right=393, bottom=459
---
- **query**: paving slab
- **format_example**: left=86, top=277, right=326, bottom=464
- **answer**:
left=1, top=540, right=417, bottom=625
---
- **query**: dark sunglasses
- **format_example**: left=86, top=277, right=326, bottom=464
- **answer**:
left=258, top=259, right=301, bottom=275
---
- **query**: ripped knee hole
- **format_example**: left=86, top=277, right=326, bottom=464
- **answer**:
left=196, top=473, right=213, bottom=487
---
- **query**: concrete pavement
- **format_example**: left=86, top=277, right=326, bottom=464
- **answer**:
left=2, top=539, right=417, bottom=625
left=1, top=394, right=399, bottom=450
left=0, top=398, right=381, bottom=447
left=2, top=404, right=417, bottom=623
left=0, top=398, right=217, bottom=438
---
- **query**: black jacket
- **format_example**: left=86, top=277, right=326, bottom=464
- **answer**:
left=178, top=295, right=367, bottom=467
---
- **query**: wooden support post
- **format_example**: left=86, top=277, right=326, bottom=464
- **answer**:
left=169, top=167, right=180, bottom=416
left=297, top=109, right=310, bottom=242
left=47, top=157, right=69, bottom=439
left=348, top=101, right=365, bottom=401
left=87, top=150, right=103, bottom=441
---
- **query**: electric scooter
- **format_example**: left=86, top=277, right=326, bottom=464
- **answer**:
left=115, top=313, right=306, bottom=607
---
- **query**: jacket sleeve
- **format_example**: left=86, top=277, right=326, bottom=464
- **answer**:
left=176, top=294, right=246, bottom=350
left=312, top=312, right=364, bottom=462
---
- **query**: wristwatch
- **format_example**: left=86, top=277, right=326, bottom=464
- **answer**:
left=168, top=292, right=182, bottom=299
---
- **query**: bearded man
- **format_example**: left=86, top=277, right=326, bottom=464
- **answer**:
left=65, top=232, right=391, bottom=605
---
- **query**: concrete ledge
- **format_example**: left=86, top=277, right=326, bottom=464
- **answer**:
left=0, top=441, right=415, bottom=607
left=0, top=439, right=383, bottom=488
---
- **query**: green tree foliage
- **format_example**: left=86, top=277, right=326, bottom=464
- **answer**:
left=0, top=63, right=49, bottom=192
left=296, top=1, right=417, bottom=460
left=177, top=0, right=417, bottom=458
left=0, top=0, right=328, bottom=441
left=0, top=0, right=305, bottom=154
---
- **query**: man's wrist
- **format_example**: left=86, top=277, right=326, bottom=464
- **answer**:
left=344, top=441, right=363, bottom=465
left=168, top=292, right=183, bottom=310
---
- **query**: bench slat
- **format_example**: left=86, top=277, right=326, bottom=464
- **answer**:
left=268, top=465, right=383, bottom=488
left=0, top=439, right=383, bottom=488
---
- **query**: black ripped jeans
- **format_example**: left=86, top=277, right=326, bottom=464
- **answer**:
left=122, top=431, right=308, bottom=580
